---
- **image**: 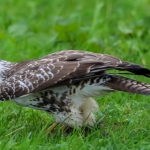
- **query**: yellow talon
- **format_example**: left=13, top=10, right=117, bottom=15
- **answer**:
left=60, top=124, right=68, bottom=131
left=45, top=123, right=58, bottom=134
left=45, top=123, right=72, bottom=135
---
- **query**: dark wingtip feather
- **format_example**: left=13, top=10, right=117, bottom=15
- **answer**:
left=116, top=62, right=150, bottom=77
left=127, top=67, right=150, bottom=77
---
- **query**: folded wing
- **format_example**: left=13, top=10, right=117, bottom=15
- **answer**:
left=0, top=50, right=150, bottom=100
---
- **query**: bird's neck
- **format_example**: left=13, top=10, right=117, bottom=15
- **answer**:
left=0, top=60, right=14, bottom=83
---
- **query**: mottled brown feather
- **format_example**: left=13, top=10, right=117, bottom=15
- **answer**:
left=0, top=50, right=150, bottom=100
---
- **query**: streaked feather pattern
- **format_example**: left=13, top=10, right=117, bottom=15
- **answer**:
left=0, top=50, right=150, bottom=127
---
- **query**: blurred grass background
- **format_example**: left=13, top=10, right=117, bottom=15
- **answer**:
left=0, top=0, right=150, bottom=149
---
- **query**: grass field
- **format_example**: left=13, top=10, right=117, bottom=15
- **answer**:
left=0, top=0, right=150, bottom=149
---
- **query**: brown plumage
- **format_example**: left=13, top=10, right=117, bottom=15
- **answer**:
left=0, top=50, right=150, bottom=127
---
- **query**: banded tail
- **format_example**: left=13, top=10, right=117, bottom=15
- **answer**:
left=105, top=74, right=150, bottom=95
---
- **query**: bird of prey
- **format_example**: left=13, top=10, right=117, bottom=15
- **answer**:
left=0, top=50, right=150, bottom=129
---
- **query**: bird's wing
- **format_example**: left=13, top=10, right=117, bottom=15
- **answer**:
left=0, top=50, right=150, bottom=100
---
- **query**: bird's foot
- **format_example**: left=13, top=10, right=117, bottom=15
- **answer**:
left=45, top=123, right=72, bottom=135
left=45, top=123, right=58, bottom=134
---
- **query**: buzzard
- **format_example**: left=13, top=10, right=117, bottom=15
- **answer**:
left=0, top=50, right=150, bottom=128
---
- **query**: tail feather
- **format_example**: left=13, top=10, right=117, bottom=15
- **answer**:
left=105, top=74, right=150, bottom=95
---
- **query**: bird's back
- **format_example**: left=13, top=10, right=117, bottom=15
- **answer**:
left=0, top=60, right=15, bottom=83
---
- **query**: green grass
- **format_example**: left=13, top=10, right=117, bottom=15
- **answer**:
left=0, top=0, right=150, bottom=149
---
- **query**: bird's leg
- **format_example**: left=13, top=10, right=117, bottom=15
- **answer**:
left=60, top=124, right=69, bottom=131
left=54, top=107, right=83, bottom=127
left=45, top=123, right=58, bottom=134
left=79, top=97, right=99, bottom=127
left=45, top=109, right=83, bottom=134
left=45, top=123, right=71, bottom=135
